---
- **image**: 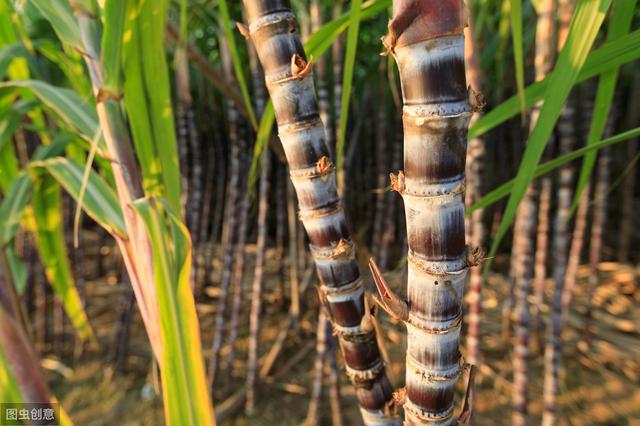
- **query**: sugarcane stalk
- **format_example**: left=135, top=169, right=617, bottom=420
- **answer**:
left=306, top=308, right=329, bottom=426
left=242, top=1, right=398, bottom=423
left=208, top=34, right=242, bottom=388
left=377, top=1, right=476, bottom=423
left=532, top=176, right=551, bottom=353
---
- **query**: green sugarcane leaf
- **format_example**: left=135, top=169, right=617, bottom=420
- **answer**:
left=218, top=0, right=258, bottom=130
left=486, top=0, right=613, bottom=271
left=510, top=0, right=525, bottom=118
left=101, top=0, right=126, bottom=94
left=0, top=80, right=99, bottom=144
left=470, top=28, right=640, bottom=139
left=4, top=246, right=27, bottom=294
left=570, top=0, right=637, bottom=216
left=30, top=0, right=82, bottom=49
left=0, top=42, right=31, bottom=81
left=30, top=174, right=95, bottom=343
left=131, top=197, right=214, bottom=426
left=336, top=0, right=362, bottom=194
left=0, top=341, right=23, bottom=404
left=470, top=126, right=640, bottom=214
left=122, top=0, right=182, bottom=213
left=0, top=173, right=31, bottom=247
left=31, top=157, right=125, bottom=238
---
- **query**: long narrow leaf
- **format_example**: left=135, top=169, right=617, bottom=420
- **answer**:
left=30, top=174, right=96, bottom=342
left=486, top=0, right=613, bottom=268
left=131, top=197, right=214, bottom=426
left=470, top=126, right=640, bottom=214
left=31, top=157, right=125, bottom=237
left=570, top=0, right=637, bottom=216
left=469, top=28, right=640, bottom=139
left=335, top=0, right=362, bottom=194
left=218, top=0, right=258, bottom=130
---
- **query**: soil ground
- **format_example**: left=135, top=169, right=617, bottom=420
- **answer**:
left=45, top=242, right=640, bottom=425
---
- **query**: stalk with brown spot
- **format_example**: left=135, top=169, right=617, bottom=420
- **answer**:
left=242, top=1, right=398, bottom=423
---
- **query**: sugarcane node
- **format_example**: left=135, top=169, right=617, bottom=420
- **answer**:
left=291, top=54, right=313, bottom=79
left=466, top=245, right=486, bottom=267
left=69, top=1, right=96, bottom=18
left=235, top=22, right=251, bottom=40
left=389, top=171, right=405, bottom=194
left=468, top=86, right=486, bottom=112
left=96, top=88, right=123, bottom=103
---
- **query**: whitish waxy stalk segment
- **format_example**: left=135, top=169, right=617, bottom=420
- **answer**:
left=383, top=0, right=472, bottom=424
left=242, top=1, right=399, bottom=424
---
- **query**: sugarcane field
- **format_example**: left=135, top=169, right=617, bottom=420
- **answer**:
left=1, top=0, right=640, bottom=425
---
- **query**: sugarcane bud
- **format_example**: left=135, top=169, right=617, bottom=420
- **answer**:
left=316, top=156, right=333, bottom=175
left=466, top=245, right=486, bottom=267
left=469, top=86, right=485, bottom=112
left=392, top=387, right=407, bottom=407
left=96, top=88, right=123, bottom=103
left=236, top=22, right=251, bottom=39
left=291, top=54, right=313, bottom=79
left=389, top=171, right=405, bottom=194
left=335, top=238, right=352, bottom=257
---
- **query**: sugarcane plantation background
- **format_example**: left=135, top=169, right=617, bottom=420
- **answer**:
left=0, top=0, right=639, bottom=425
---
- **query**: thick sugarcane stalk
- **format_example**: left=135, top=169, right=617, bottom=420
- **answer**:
left=378, top=1, right=475, bottom=423
left=242, top=2, right=398, bottom=423
left=463, top=7, right=486, bottom=368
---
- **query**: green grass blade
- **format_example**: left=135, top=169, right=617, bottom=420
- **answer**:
left=470, top=126, right=640, bottom=214
left=510, top=0, right=525, bottom=118
left=335, top=0, right=362, bottom=194
left=31, top=157, right=126, bottom=237
left=486, top=0, right=613, bottom=271
left=469, top=28, right=640, bottom=139
left=218, top=0, right=257, bottom=130
left=30, top=174, right=95, bottom=342
left=569, top=0, right=637, bottom=216
left=132, top=197, right=214, bottom=426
